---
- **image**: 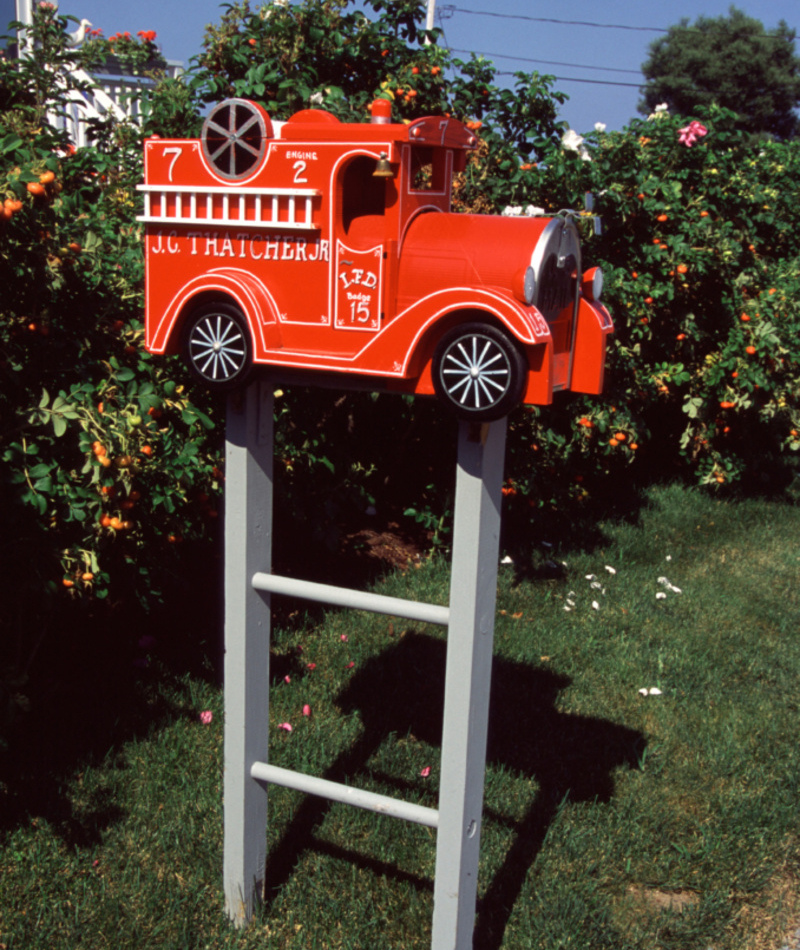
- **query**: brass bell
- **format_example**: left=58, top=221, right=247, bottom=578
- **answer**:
left=372, top=152, right=394, bottom=178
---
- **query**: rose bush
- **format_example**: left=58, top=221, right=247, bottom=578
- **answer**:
left=0, top=7, right=222, bottom=736
left=79, top=28, right=167, bottom=76
left=517, top=105, right=800, bottom=493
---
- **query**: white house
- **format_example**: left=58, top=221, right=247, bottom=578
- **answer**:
left=4, top=0, right=182, bottom=147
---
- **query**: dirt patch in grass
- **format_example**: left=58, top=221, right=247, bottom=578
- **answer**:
left=611, top=885, right=700, bottom=941
left=625, top=884, right=699, bottom=914
left=341, top=524, right=427, bottom=572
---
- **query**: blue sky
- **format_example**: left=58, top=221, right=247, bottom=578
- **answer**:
left=48, top=0, right=800, bottom=134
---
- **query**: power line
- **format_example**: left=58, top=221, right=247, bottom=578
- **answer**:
left=448, top=47, right=641, bottom=75
left=445, top=6, right=797, bottom=43
left=439, top=4, right=652, bottom=91
left=440, top=7, right=797, bottom=91
left=447, top=6, right=667, bottom=34
left=493, top=70, right=643, bottom=90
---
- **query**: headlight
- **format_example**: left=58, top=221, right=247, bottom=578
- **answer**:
left=513, top=265, right=536, bottom=306
left=581, top=266, right=604, bottom=302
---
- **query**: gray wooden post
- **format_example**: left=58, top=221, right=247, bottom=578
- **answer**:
left=431, top=418, right=507, bottom=950
left=221, top=389, right=507, bottom=946
left=223, top=380, right=274, bottom=925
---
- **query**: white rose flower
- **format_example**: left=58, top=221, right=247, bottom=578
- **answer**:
left=562, top=129, right=591, bottom=161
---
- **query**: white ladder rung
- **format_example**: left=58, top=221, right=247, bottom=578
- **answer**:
left=251, top=572, right=450, bottom=627
left=136, top=184, right=320, bottom=231
left=251, top=761, right=439, bottom=828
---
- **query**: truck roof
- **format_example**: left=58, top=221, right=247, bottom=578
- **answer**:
left=279, top=106, right=480, bottom=151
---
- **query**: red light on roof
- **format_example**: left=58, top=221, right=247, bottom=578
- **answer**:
left=370, top=99, right=392, bottom=124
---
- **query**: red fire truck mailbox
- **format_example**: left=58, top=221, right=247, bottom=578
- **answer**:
left=139, top=98, right=613, bottom=421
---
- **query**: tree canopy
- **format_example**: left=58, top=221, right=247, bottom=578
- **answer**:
left=639, top=5, right=800, bottom=139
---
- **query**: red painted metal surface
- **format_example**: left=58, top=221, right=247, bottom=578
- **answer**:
left=139, top=98, right=613, bottom=420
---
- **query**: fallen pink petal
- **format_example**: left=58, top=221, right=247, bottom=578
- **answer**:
left=346, top=661, right=355, bottom=669
left=302, top=704, right=311, bottom=717
left=340, top=634, right=348, bottom=642
left=284, top=675, right=291, bottom=684
left=420, top=766, right=431, bottom=778
left=306, top=662, right=316, bottom=670
left=199, top=710, right=213, bottom=724
left=278, top=722, right=293, bottom=732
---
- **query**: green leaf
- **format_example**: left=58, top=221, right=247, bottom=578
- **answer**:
left=682, top=397, right=704, bottom=418
left=194, top=409, right=215, bottom=430
left=0, top=132, right=24, bottom=154
left=83, top=231, right=102, bottom=252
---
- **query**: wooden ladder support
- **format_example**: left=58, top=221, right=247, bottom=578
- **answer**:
left=223, top=378, right=506, bottom=949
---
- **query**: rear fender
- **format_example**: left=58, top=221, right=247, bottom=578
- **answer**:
left=147, top=268, right=281, bottom=355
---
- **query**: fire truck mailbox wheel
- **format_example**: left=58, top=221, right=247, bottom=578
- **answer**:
left=432, top=322, right=527, bottom=422
left=181, top=302, right=253, bottom=391
left=201, top=98, right=271, bottom=181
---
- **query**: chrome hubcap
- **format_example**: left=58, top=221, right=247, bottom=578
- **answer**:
left=440, top=335, right=512, bottom=410
left=189, top=315, right=246, bottom=381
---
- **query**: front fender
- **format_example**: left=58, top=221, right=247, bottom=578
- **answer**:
left=380, top=286, right=552, bottom=376
left=570, top=297, right=614, bottom=394
left=363, top=286, right=553, bottom=400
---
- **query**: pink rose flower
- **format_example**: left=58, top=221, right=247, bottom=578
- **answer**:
left=677, top=121, right=708, bottom=147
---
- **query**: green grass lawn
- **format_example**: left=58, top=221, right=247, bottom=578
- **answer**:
left=1, top=483, right=799, bottom=949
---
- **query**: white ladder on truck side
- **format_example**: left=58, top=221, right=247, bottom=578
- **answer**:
left=223, top=379, right=507, bottom=949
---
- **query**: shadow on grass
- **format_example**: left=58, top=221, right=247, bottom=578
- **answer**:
left=0, top=539, right=226, bottom=848
left=0, top=515, right=416, bottom=849
left=263, top=630, right=645, bottom=950
left=499, top=474, right=654, bottom=579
